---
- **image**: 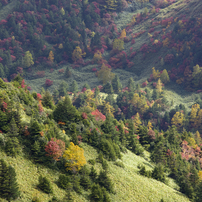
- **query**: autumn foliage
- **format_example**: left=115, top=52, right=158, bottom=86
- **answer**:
left=45, top=138, right=65, bottom=161
left=63, top=142, right=86, bottom=172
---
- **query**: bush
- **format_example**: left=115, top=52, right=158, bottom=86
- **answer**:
left=114, top=160, right=125, bottom=168
left=88, top=159, right=96, bottom=165
left=138, top=165, right=151, bottom=178
left=58, top=174, right=70, bottom=190
left=45, top=79, right=53, bottom=87
left=38, top=175, right=53, bottom=194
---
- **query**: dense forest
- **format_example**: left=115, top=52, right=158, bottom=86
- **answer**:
left=1, top=0, right=202, bottom=201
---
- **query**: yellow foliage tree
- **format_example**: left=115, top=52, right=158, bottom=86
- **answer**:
left=156, top=78, right=163, bottom=93
left=63, top=142, right=86, bottom=172
left=190, top=104, right=200, bottom=128
left=23, top=51, right=34, bottom=68
left=152, top=67, right=160, bottom=80
left=133, top=112, right=142, bottom=130
left=48, top=51, right=54, bottom=63
left=147, top=121, right=153, bottom=130
left=93, top=50, right=102, bottom=63
left=97, top=63, right=115, bottom=84
left=60, top=7, right=65, bottom=15
left=160, top=69, right=170, bottom=84
left=72, top=46, right=86, bottom=62
left=120, top=29, right=126, bottom=39
left=103, top=101, right=115, bottom=117
left=171, top=111, right=184, bottom=129
left=130, top=93, right=149, bottom=114
left=113, top=38, right=124, bottom=51
left=198, top=171, right=202, bottom=181
left=58, top=43, right=63, bottom=49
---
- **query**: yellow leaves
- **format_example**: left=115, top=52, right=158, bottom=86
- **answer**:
left=163, top=38, right=169, bottom=47
left=133, top=112, right=142, bottom=129
left=156, top=78, right=163, bottom=93
left=23, top=51, right=34, bottom=68
left=190, top=104, right=200, bottom=128
left=91, top=31, right=95, bottom=37
left=72, top=46, right=86, bottom=62
left=130, top=93, right=149, bottom=114
left=198, top=171, right=202, bottom=181
left=97, top=63, right=115, bottom=84
left=154, top=39, right=159, bottom=44
left=12, top=36, right=15, bottom=40
left=48, top=51, right=54, bottom=63
left=171, top=111, right=184, bottom=129
left=152, top=67, right=160, bottom=80
left=58, top=43, right=63, bottom=49
left=60, top=7, right=65, bottom=15
left=120, top=29, right=126, bottom=39
left=93, top=50, right=102, bottom=63
left=113, top=38, right=124, bottom=51
left=103, top=101, right=115, bottom=117
left=63, top=142, right=86, bottom=172
left=147, top=121, right=153, bottom=130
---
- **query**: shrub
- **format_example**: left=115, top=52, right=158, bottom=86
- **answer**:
left=45, top=79, right=53, bottom=87
left=114, top=160, right=125, bottom=168
left=36, top=71, right=45, bottom=78
left=58, top=174, right=70, bottom=189
left=88, top=159, right=96, bottom=165
left=38, top=175, right=53, bottom=194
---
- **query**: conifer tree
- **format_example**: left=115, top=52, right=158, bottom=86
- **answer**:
left=70, top=80, right=78, bottom=94
left=90, top=183, right=104, bottom=201
left=127, top=77, right=135, bottom=92
left=5, top=137, right=21, bottom=157
left=58, top=81, right=68, bottom=97
left=42, top=90, right=54, bottom=109
left=38, top=175, right=53, bottom=194
left=94, top=86, right=100, bottom=98
left=53, top=96, right=80, bottom=124
left=23, top=51, right=34, bottom=68
left=8, top=117, right=19, bottom=137
left=102, top=82, right=114, bottom=94
left=97, top=170, right=114, bottom=192
left=160, top=69, right=170, bottom=84
left=156, top=78, right=163, bottom=93
left=0, top=159, right=20, bottom=200
left=65, top=67, right=72, bottom=79
left=112, top=75, right=122, bottom=93
left=90, top=166, right=97, bottom=181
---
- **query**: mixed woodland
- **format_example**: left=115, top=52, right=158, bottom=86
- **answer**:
left=1, top=0, right=202, bottom=201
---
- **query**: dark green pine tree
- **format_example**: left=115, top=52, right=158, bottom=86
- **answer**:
left=137, top=125, right=149, bottom=150
left=29, top=120, right=42, bottom=140
left=89, top=166, right=97, bottom=181
left=58, top=174, right=70, bottom=190
left=112, top=75, right=122, bottom=93
left=64, top=66, right=72, bottom=79
left=102, top=82, right=114, bottom=94
left=94, top=86, right=100, bottom=98
left=53, top=88, right=59, bottom=103
left=102, top=187, right=111, bottom=202
left=0, top=63, right=5, bottom=78
left=0, top=159, right=20, bottom=200
left=152, top=89, right=159, bottom=100
left=70, top=80, right=78, bottom=94
left=42, top=90, right=54, bottom=109
left=5, top=137, right=21, bottom=157
left=196, top=180, right=202, bottom=202
left=90, top=183, right=104, bottom=201
left=105, top=94, right=115, bottom=106
left=80, top=175, right=92, bottom=190
left=101, top=114, right=116, bottom=137
left=58, top=81, right=68, bottom=97
left=38, top=175, right=53, bottom=194
left=127, top=78, right=135, bottom=92
left=152, top=164, right=166, bottom=183
left=97, top=170, right=114, bottom=193
left=7, top=117, right=19, bottom=137
left=53, top=96, right=80, bottom=124
left=69, top=123, right=78, bottom=145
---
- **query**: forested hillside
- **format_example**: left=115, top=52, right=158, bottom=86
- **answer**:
left=1, top=0, right=202, bottom=201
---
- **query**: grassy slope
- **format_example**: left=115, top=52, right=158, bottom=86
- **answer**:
left=0, top=142, right=190, bottom=202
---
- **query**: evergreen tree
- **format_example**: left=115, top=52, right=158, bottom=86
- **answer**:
left=127, top=78, right=135, bottom=92
left=152, top=89, right=159, bottom=100
left=58, top=81, right=68, bottom=97
left=152, top=164, right=166, bottom=183
left=90, top=183, right=104, bottom=201
left=70, top=80, right=78, bottom=94
left=0, top=159, right=20, bottom=200
left=94, top=86, right=100, bottom=98
left=83, top=83, right=90, bottom=90
left=42, top=90, right=54, bottom=109
left=102, top=82, right=114, bottom=94
left=58, top=174, right=70, bottom=190
left=69, top=123, right=78, bottom=145
left=80, top=175, right=91, bottom=190
left=89, top=166, right=97, bottom=181
left=64, top=67, right=72, bottom=79
left=97, top=170, right=114, bottom=193
left=8, top=117, right=19, bottom=137
left=38, top=175, right=53, bottom=194
left=5, top=137, right=21, bottom=157
left=112, top=75, right=122, bottom=93
left=53, top=96, right=80, bottom=124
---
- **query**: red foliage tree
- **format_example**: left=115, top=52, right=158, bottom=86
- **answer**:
left=91, top=109, right=106, bottom=121
left=45, top=79, right=53, bottom=87
left=45, top=138, right=65, bottom=161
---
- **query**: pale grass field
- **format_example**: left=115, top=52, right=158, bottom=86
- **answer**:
left=0, top=143, right=190, bottom=202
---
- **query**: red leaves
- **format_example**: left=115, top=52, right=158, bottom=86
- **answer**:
left=45, top=138, right=65, bottom=161
left=91, top=109, right=106, bottom=122
left=45, top=79, right=53, bottom=87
